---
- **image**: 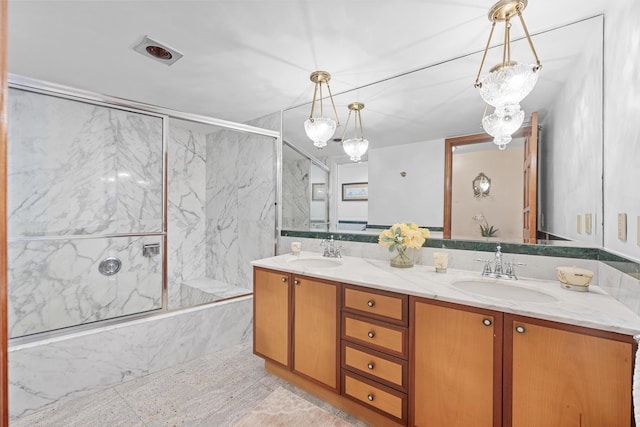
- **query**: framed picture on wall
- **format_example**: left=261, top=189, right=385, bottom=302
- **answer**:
left=312, top=183, right=326, bottom=201
left=342, top=182, right=368, bottom=201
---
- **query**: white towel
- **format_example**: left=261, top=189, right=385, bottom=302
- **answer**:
left=634, top=335, right=640, bottom=425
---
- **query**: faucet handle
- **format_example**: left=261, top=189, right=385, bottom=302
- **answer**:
left=475, top=259, right=493, bottom=276
left=505, top=261, right=525, bottom=279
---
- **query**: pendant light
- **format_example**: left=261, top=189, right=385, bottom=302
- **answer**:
left=304, top=71, right=340, bottom=149
left=474, top=0, right=541, bottom=149
left=341, top=102, right=369, bottom=162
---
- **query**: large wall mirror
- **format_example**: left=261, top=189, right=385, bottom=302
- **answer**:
left=281, top=15, right=604, bottom=247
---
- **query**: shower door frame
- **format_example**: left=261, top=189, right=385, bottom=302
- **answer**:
left=5, top=75, right=279, bottom=344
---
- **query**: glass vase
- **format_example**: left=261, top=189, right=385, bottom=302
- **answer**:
left=390, top=247, right=415, bottom=268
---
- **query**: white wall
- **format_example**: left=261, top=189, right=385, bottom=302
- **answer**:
left=540, top=16, right=603, bottom=245
left=337, top=161, right=368, bottom=223
left=368, top=139, right=444, bottom=227
left=603, top=2, right=640, bottom=262
left=451, top=145, right=524, bottom=242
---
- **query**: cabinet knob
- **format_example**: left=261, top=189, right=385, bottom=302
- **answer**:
left=293, top=279, right=299, bottom=285
left=515, top=325, right=526, bottom=334
left=281, top=277, right=287, bottom=283
left=367, top=331, right=375, bottom=339
left=367, top=362, right=375, bottom=370
left=482, top=318, right=492, bottom=327
left=367, top=300, right=375, bottom=307
left=367, top=394, right=374, bottom=401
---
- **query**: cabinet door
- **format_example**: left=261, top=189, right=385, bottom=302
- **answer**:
left=293, top=276, right=339, bottom=390
left=411, top=298, right=502, bottom=427
left=253, top=268, right=291, bottom=367
left=507, top=316, right=633, bottom=427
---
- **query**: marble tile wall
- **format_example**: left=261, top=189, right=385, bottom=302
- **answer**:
left=8, top=296, right=253, bottom=421
left=8, top=236, right=163, bottom=338
left=205, top=113, right=278, bottom=291
left=7, top=88, right=163, bottom=237
left=7, top=89, right=164, bottom=337
left=282, top=156, right=311, bottom=230
left=167, top=123, right=207, bottom=309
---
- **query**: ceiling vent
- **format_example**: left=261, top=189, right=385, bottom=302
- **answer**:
left=132, top=35, right=183, bottom=66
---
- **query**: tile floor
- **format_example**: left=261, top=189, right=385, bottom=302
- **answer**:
left=11, top=342, right=368, bottom=427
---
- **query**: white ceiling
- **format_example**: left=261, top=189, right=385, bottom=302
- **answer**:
left=7, top=0, right=610, bottom=152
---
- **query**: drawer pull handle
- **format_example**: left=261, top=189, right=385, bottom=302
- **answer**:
left=367, top=393, right=374, bottom=401
left=482, top=318, right=492, bottom=327
left=515, top=325, right=526, bottom=334
left=281, top=277, right=287, bottom=283
left=367, top=300, right=375, bottom=307
left=367, top=362, right=375, bottom=370
left=293, top=279, right=299, bottom=285
left=367, top=330, right=375, bottom=339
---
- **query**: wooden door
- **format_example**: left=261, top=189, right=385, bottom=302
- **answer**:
left=522, top=112, right=538, bottom=243
left=293, top=276, right=339, bottom=391
left=411, top=298, right=503, bottom=427
left=505, top=315, right=633, bottom=427
left=253, top=268, right=291, bottom=367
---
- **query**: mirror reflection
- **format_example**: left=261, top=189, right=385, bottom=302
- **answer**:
left=281, top=15, right=603, bottom=247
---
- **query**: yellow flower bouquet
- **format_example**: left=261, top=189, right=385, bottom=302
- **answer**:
left=378, top=222, right=430, bottom=268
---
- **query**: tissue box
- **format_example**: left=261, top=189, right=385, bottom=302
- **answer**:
left=556, top=266, right=594, bottom=291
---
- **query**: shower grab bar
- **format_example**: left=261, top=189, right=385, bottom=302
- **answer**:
left=7, top=231, right=166, bottom=242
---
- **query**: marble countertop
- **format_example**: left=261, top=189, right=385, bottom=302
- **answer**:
left=252, top=252, right=640, bottom=337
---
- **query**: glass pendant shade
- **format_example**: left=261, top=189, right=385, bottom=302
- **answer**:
left=342, top=137, right=369, bottom=162
left=304, top=117, right=337, bottom=149
left=482, top=103, right=525, bottom=150
left=478, top=63, right=539, bottom=108
left=304, top=71, right=340, bottom=149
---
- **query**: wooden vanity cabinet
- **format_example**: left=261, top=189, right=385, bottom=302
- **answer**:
left=255, top=266, right=635, bottom=426
left=342, top=285, right=409, bottom=425
left=410, top=296, right=503, bottom=427
left=253, top=267, right=340, bottom=391
left=253, top=267, right=291, bottom=367
left=504, top=314, right=635, bottom=427
left=410, top=297, right=635, bottom=427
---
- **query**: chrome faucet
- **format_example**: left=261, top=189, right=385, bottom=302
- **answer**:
left=321, top=235, right=343, bottom=258
left=493, top=245, right=504, bottom=276
left=475, top=244, right=524, bottom=280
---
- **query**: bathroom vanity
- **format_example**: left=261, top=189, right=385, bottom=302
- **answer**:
left=252, top=253, right=639, bottom=427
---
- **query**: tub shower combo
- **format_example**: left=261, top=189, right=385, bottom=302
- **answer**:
left=6, top=80, right=277, bottom=419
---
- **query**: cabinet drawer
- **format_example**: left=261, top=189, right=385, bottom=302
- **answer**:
left=343, top=315, right=407, bottom=358
left=342, top=342, right=407, bottom=391
left=344, top=286, right=408, bottom=326
left=342, top=370, right=407, bottom=424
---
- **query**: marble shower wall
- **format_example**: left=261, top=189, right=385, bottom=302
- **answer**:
left=282, top=155, right=311, bottom=230
left=8, top=236, right=163, bottom=337
left=8, top=89, right=163, bottom=236
left=167, top=122, right=207, bottom=308
left=7, top=88, right=164, bottom=337
left=205, top=113, right=278, bottom=290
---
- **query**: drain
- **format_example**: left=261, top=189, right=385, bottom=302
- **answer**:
left=99, top=257, right=122, bottom=276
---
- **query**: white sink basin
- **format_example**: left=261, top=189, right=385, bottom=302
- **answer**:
left=452, top=280, right=557, bottom=303
left=286, top=257, right=343, bottom=268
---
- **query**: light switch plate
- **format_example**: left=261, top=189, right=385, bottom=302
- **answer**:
left=577, top=214, right=582, bottom=234
left=585, top=213, right=592, bottom=235
left=618, top=213, right=627, bottom=241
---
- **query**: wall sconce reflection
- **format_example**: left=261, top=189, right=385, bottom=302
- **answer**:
left=473, top=172, right=491, bottom=197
